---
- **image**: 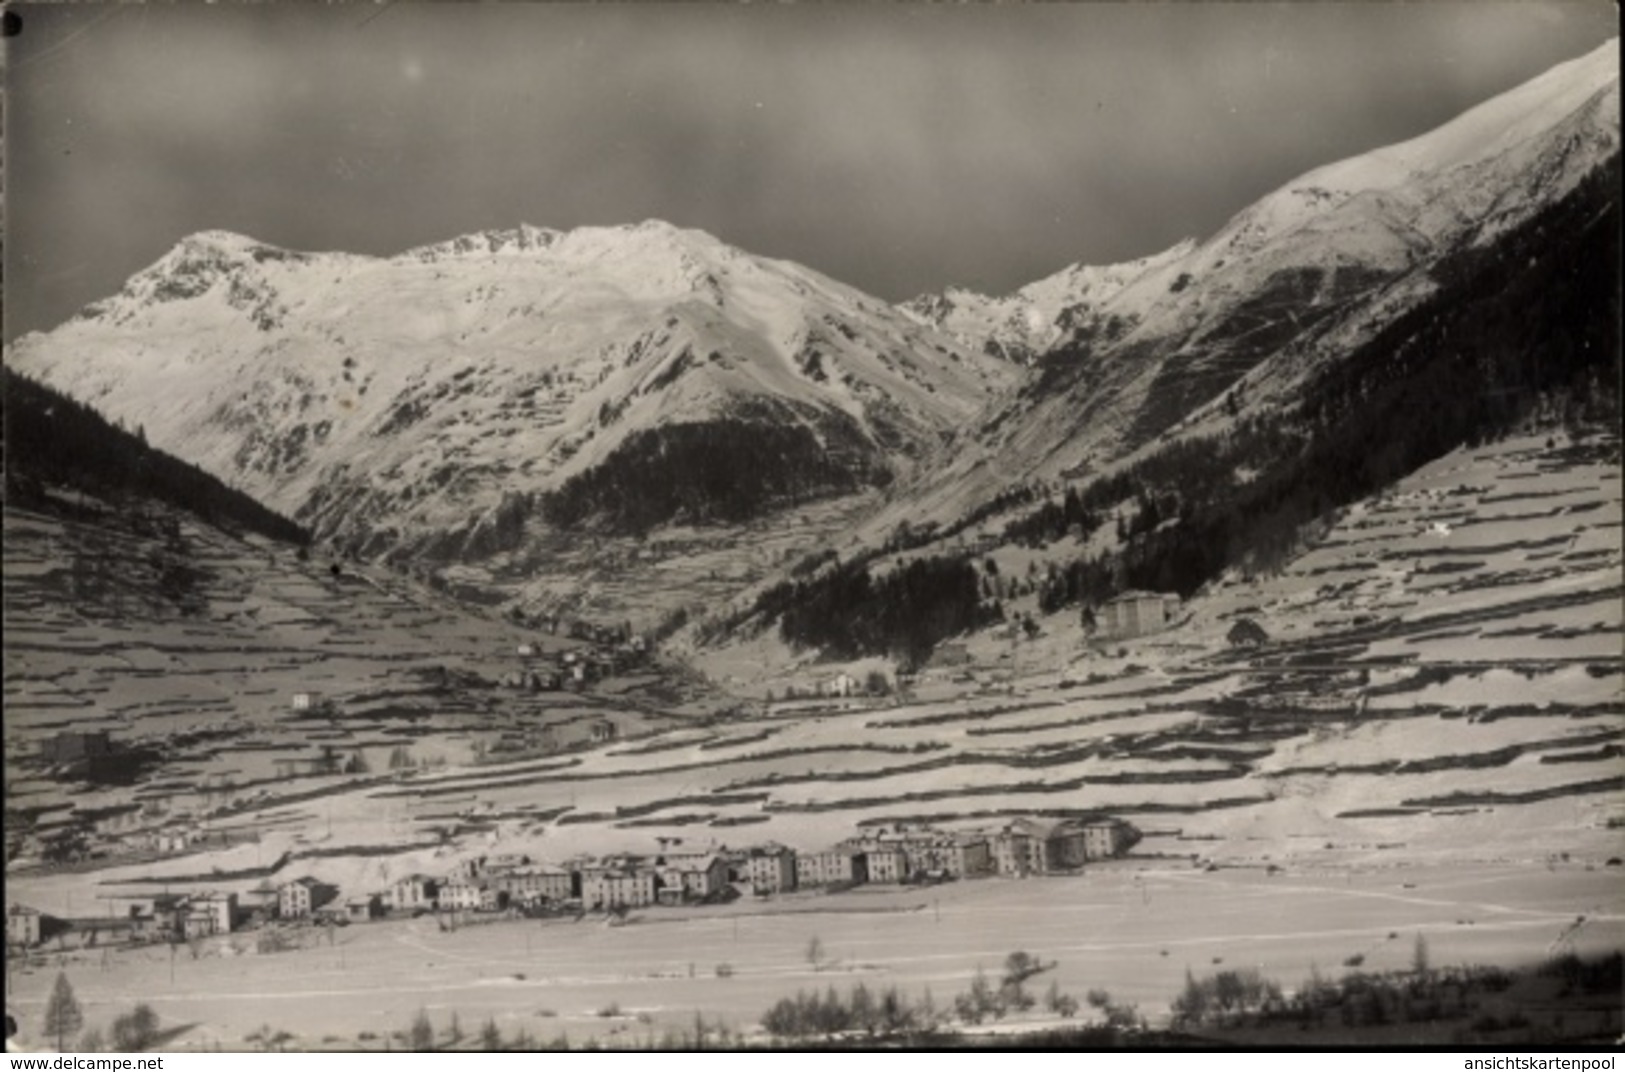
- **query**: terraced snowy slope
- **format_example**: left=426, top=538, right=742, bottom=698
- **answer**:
left=9, top=435, right=1609, bottom=921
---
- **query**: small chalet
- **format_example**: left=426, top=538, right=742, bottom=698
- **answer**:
left=590, top=718, right=617, bottom=743
left=1100, top=590, right=1181, bottom=639
left=6, top=904, right=42, bottom=947
left=345, top=895, right=384, bottom=923
left=180, top=909, right=218, bottom=940
left=157, top=826, right=203, bottom=854
left=827, top=672, right=859, bottom=698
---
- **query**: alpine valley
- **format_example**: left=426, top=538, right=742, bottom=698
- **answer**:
left=2, top=37, right=1621, bottom=1052
left=9, top=42, right=1618, bottom=647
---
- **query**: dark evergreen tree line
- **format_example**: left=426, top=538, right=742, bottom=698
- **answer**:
left=1038, top=150, right=1620, bottom=611
left=3, top=367, right=310, bottom=546
left=540, top=416, right=887, bottom=534
left=757, top=554, right=996, bottom=667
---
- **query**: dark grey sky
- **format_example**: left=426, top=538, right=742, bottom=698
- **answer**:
left=3, top=1, right=1616, bottom=340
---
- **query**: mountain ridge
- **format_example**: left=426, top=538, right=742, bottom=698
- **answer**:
left=5, top=40, right=1618, bottom=638
left=9, top=216, right=1018, bottom=568
left=867, top=39, right=1619, bottom=542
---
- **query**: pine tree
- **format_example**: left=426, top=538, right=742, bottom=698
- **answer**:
left=409, top=1008, right=433, bottom=1051
left=43, top=973, right=83, bottom=1051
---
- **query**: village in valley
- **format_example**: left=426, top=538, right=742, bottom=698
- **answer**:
left=4, top=605, right=1145, bottom=952
left=7, top=432, right=1620, bottom=1048
left=7, top=811, right=1138, bottom=951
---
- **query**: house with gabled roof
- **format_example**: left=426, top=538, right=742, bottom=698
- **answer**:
left=387, top=874, right=440, bottom=913
left=1100, top=590, right=1181, bottom=639
left=1081, top=817, right=1139, bottom=859
left=989, top=818, right=1055, bottom=876
left=795, top=848, right=868, bottom=888
left=278, top=877, right=337, bottom=919
left=861, top=843, right=909, bottom=884
left=492, top=865, right=574, bottom=907
left=580, top=858, right=656, bottom=910
left=6, top=904, right=42, bottom=947
left=189, top=891, right=237, bottom=935
left=437, top=875, right=486, bottom=912
left=743, top=845, right=797, bottom=895
left=827, top=672, right=859, bottom=698
left=655, top=852, right=729, bottom=903
left=345, top=894, right=384, bottom=923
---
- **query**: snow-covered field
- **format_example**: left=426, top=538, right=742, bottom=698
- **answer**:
left=5, top=860, right=1618, bottom=1051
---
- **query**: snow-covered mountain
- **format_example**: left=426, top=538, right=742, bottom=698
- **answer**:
left=7, top=219, right=1016, bottom=562
left=878, top=39, right=1620, bottom=531
left=5, top=41, right=1617, bottom=631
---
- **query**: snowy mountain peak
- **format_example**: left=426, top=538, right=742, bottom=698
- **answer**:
left=177, top=229, right=280, bottom=256
left=9, top=211, right=1017, bottom=562
left=878, top=39, right=1620, bottom=535
left=921, top=40, right=1619, bottom=374
left=396, top=223, right=563, bottom=262
left=899, top=237, right=1199, bottom=362
left=1204, top=40, right=1619, bottom=264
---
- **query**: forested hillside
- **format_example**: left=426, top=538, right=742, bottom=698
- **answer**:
left=743, top=151, right=1620, bottom=662
left=3, top=366, right=311, bottom=546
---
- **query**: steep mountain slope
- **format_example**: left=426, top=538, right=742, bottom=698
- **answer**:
left=3, top=371, right=709, bottom=873
left=6, top=221, right=1015, bottom=570
left=695, top=41, right=1619, bottom=672
left=2, top=366, right=310, bottom=548
left=885, top=39, right=1620, bottom=532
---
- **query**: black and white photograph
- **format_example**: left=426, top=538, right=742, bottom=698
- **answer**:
left=2, top=0, right=1620, bottom=1053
